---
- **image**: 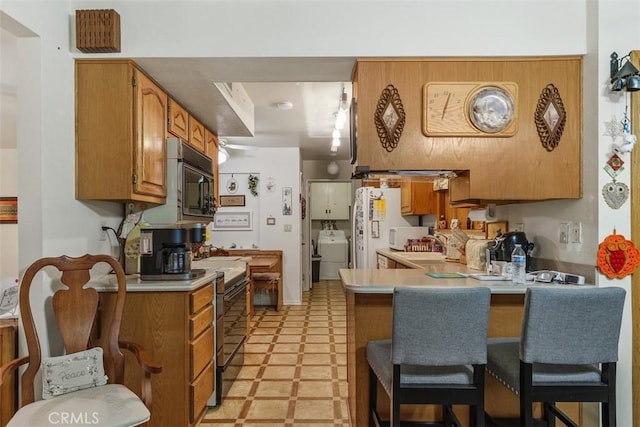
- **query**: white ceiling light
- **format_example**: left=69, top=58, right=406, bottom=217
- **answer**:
left=218, top=147, right=229, bottom=164
left=329, top=85, right=349, bottom=154
left=335, top=110, right=347, bottom=129
left=275, top=101, right=293, bottom=110
left=339, top=90, right=350, bottom=112
left=327, top=160, right=339, bottom=175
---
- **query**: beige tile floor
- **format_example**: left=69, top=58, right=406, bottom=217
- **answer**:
left=199, top=280, right=350, bottom=427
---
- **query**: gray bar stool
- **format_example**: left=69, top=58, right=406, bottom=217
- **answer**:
left=486, top=286, right=626, bottom=427
left=367, top=286, right=491, bottom=427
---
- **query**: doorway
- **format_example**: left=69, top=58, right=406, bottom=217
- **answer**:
left=305, top=178, right=353, bottom=290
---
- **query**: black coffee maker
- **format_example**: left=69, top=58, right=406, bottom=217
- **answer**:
left=139, top=227, right=204, bottom=281
left=489, top=231, right=534, bottom=262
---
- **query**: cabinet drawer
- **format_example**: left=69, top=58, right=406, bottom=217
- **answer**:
left=190, top=284, right=213, bottom=314
left=191, top=326, right=214, bottom=380
left=190, top=361, right=214, bottom=423
left=191, top=304, right=213, bottom=340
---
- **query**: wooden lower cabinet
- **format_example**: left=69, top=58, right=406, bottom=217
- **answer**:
left=98, top=283, right=215, bottom=427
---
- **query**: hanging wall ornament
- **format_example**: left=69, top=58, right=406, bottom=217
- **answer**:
left=534, top=83, right=566, bottom=152
left=597, top=229, right=640, bottom=279
left=374, top=84, right=406, bottom=152
left=602, top=180, right=629, bottom=209
left=613, top=109, right=637, bottom=156
left=603, top=115, right=625, bottom=141
left=604, top=153, right=624, bottom=179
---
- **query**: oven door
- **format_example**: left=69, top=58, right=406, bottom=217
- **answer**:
left=221, top=279, right=247, bottom=368
left=215, top=277, right=248, bottom=404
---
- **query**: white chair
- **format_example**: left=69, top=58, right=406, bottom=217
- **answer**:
left=0, top=254, right=162, bottom=426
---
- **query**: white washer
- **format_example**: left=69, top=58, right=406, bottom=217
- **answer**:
left=317, top=230, right=348, bottom=280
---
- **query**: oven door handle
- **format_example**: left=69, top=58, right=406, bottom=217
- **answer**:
left=224, top=279, right=249, bottom=301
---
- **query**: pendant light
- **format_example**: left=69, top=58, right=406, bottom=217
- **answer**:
left=327, top=161, right=339, bottom=175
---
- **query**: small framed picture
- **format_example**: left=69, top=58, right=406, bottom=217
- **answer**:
left=212, top=211, right=252, bottom=230
left=219, top=195, right=246, bottom=207
left=0, top=197, right=18, bottom=224
left=282, top=187, right=292, bottom=216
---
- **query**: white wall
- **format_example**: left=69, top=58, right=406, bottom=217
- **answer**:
left=0, top=149, right=18, bottom=281
left=593, top=3, right=640, bottom=427
left=0, top=0, right=636, bottom=421
left=1, top=27, right=19, bottom=287
left=217, top=148, right=302, bottom=305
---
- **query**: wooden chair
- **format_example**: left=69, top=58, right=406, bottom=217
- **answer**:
left=0, top=254, right=162, bottom=426
left=486, top=287, right=626, bottom=427
left=367, top=287, right=491, bottom=427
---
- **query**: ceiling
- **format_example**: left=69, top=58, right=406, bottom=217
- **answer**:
left=134, top=57, right=356, bottom=161
left=2, top=27, right=357, bottom=160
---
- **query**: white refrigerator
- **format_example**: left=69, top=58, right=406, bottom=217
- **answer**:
left=352, top=187, right=418, bottom=269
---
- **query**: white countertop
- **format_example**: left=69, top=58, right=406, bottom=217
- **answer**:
left=377, top=248, right=447, bottom=268
left=340, top=261, right=588, bottom=295
left=90, top=257, right=248, bottom=292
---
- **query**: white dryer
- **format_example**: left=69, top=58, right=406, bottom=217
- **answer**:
left=317, top=230, right=349, bottom=280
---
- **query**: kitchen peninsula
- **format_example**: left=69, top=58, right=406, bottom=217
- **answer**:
left=340, top=263, right=582, bottom=427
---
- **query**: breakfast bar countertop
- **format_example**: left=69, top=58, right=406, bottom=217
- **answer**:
left=339, top=264, right=588, bottom=294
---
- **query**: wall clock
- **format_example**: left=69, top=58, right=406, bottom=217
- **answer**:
left=423, top=82, right=518, bottom=137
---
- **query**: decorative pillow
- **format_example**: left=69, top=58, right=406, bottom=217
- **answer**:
left=42, top=347, right=108, bottom=399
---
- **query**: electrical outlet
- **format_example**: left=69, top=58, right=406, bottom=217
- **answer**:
left=559, top=222, right=569, bottom=244
left=100, top=221, right=107, bottom=241
left=569, top=222, right=582, bottom=243
left=513, top=223, right=524, bottom=232
left=284, top=224, right=292, bottom=232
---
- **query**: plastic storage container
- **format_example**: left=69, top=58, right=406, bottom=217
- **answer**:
left=511, top=244, right=527, bottom=284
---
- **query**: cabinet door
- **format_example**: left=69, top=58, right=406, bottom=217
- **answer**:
left=310, top=183, right=329, bottom=218
left=311, top=182, right=351, bottom=220
left=189, top=116, right=206, bottom=153
left=168, top=98, right=189, bottom=140
left=134, top=70, right=167, bottom=198
left=205, top=129, right=219, bottom=205
left=328, top=182, right=351, bottom=219
left=401, top=178, right=435, bottom=216
left=400, top=179, right=412, bottom=215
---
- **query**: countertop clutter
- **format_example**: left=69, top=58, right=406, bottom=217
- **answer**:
left=350, top=250, right=588, bottom=295
left=89, top=257, right=248, bottom=292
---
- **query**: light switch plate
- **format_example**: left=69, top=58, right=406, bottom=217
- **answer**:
left=559, top=223, right=569, bottom=244
left=569, top=222, right=582, bottom=243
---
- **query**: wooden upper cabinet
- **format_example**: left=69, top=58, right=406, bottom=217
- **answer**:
left=400, top=178, right=436, bottom=216
left=75, top=60, right=167, bottom=203
left=168, top=98, right=189, bottom=140
left=189, top=116, right=205, bottom=153
left=353, top=57, right=582, bottom=202
left=204, top=129, right=218, bottom=161
left=204, top=129, right=219, bottom=205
